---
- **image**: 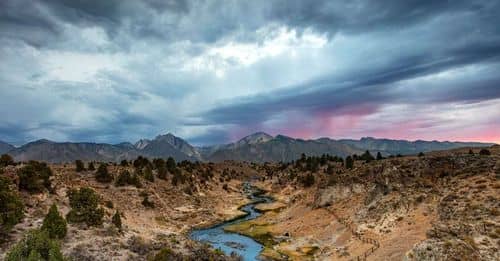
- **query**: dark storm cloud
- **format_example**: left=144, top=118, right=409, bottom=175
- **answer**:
left=0, top=109, right=157, bottom=144
left=194, top=0, right=500, bottom=134
left=269, top=0, right=492, bottom=35
left=0, top=1, right=61, bottom=47
left=186, top=129, right=231, bottom=146
left=3, top=0, right=498, bottom=47
left=1, top=0, right=499, bottom=145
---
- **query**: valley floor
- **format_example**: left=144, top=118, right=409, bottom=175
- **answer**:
left=1, top=146, right=498, bottom=260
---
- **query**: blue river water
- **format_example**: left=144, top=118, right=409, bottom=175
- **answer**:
left=190, top=184, right=272, bottom=260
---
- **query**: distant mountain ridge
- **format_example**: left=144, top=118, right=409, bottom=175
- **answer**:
left=204, top=133, right=363, bottom=162
left=1, top=133, right=494, bottom=163
left=204, top=132, right=493, bottom=162
left=338, top=137, right=491, bottom=156
left=200, top=133, right=494, bottom=163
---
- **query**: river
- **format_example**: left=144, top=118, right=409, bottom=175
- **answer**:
left=190, top=183, right=273, bottom=260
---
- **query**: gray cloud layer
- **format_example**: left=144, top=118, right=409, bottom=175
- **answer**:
left=0, top=0, right=499, bottom=145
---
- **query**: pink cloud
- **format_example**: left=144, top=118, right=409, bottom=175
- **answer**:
left=226, top=100, right=499, bottom=144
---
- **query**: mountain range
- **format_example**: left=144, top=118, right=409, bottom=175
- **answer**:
left=0, top=132, right=494, bottom=163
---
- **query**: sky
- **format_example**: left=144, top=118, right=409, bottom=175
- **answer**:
left=0, top=0, right=499, bottom=146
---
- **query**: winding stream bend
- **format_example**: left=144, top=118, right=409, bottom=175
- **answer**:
left=190, top=183, right=273, bottom=260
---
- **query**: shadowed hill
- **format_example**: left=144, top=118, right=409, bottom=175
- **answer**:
left=0, top=140, right=15, bottom=154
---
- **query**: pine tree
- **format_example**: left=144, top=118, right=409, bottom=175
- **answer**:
left=326, top=165, right=334, bottom=175
left=345, top=156, right=354, bottom=169
left=115, top=170, right=131, bottom=186
left=479, top=149, right=491, bottom=155
left=87, top=162, right=95, bottom=171
left=157, top=165, right=168, bottom=180
left=75, top=160, right=85, bottom=172
left=376, top=152, right=383, bottom=160
left=360, top=150, right=375, bottom=162
left=41, top=204, right=67, bottom=239
left=142, top=195, right=155, bottom=208
left=95, top=163, right=113, bottom=183
left=301, top=173, right=315, bottom=187
left=144, top=166, right=154, bottom=182
left=112, top=211, right=122, bottom=231
left=66, top=187, right=104, bottom=226
left=0, top=176, right=24, bottom=236
left=0, top=154, right=14, bottom=167
left=166, top=157, right=176, bottom=173
left=17, top=161, right=52, bottom=193
left=130, top=172, right=142, bottom=188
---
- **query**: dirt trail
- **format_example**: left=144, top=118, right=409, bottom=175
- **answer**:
left=327, top=208, right=380, bottom=261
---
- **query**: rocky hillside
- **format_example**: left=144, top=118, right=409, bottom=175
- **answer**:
left=235, top=145, right=499, bottom=260
left=0, top=159, right=255, bottom=260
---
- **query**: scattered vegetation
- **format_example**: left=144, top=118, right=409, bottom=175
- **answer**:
left=152, top=245, right=240, bottom=261
left=133, top=156, right=151, bottom=169
left=5, top=229, right=65, bottom=261
left=293, top=153, right=343, bottom=172
left=17, top=161, right=53, bottom=193
left=115, top=169, right=142, bottom=188
left=152, top=247, right=182, bottom=260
